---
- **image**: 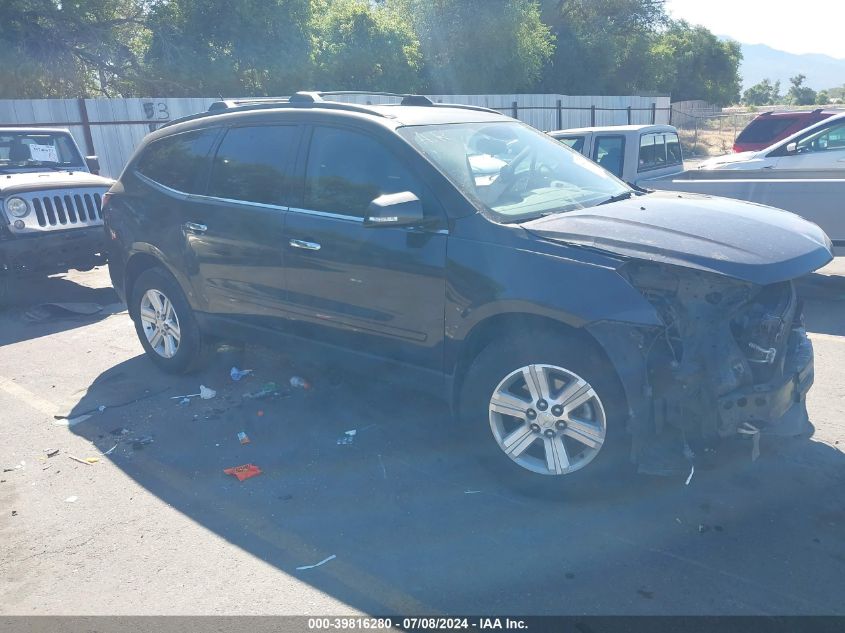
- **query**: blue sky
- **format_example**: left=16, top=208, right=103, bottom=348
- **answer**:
left=665, top=0, right=845, bottom=59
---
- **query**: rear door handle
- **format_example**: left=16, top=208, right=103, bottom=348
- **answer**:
left=289, top=239, right=321, bottom=251
left=184, top=222, right=207, bottom=233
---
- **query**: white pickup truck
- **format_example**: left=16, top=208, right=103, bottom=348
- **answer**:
left=647, top=113, right=845, bottom=254
left=548, top=124, right=685, bottom=186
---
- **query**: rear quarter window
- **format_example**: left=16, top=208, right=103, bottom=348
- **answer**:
left=135, top=128, right=219, bottom=194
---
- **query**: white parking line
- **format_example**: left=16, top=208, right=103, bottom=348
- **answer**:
left=0, top=375, right=57, bottom=417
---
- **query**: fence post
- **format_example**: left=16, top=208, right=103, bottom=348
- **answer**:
left=694, top=119, right=699, bottom=154
left=590, top=105, right=596, bottom=127
left=651, top=103, right=656, bottom=124
left=626, top=105, right=632, bottom=125
left=77, top=97, right=95, bottom=157
left=511, top=101, right=518, bottom=119
left=556, top=99, right=562, bottom=130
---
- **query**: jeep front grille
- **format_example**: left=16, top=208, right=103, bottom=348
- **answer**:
left=31, top=192, right=102, bottom=227
left=6, top=186, right=108, bottom=234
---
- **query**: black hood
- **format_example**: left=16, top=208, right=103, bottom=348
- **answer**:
left=523, top=191, right=833, bottom=285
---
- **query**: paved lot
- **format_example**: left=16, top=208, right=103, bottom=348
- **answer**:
left=1, top=263, right=844, bottom=615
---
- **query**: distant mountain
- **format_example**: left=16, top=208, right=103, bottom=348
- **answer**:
left=733, top=41, right=845, bottom=91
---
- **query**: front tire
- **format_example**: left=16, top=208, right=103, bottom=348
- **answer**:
left=459, top=331, right=628, bottom=487
left=130, top=267, right=214, bottom=374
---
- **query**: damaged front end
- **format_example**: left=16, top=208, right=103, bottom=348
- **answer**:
left=589, top=261, right=814, bottom=472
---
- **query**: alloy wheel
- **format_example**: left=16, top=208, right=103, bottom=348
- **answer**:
left=488, top=364, right=607, bottom=476
left=139, top=288, right=181, bottom=359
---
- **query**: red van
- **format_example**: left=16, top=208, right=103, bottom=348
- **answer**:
left=733, top=109, right=840, bottom=152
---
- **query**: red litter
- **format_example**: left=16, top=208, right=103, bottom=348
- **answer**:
left=224, top=463, right=262, bottom=481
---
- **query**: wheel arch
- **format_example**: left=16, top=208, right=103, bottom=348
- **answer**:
left=451, top=312, right=625, bottom=413
left=124, top=247, right=198, bottom=317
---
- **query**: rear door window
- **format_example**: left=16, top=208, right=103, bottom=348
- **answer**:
left=135, top=128, right=219, bottom=194
left=593, top=136, right=624, bottom=178
left=303, top=127, right=422, bottom=218
left=208, top=125, right=300, bottom=206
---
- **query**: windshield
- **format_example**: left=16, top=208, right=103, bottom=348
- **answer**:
left=397, top=121, right=631, bottom=222
left=0, top=131, right=84, bottom=171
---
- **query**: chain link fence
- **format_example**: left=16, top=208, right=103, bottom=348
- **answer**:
left=670, top=108, right=757, bottom=158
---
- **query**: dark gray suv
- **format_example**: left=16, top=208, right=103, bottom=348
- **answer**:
left=103, top=92, right=832, bottom=482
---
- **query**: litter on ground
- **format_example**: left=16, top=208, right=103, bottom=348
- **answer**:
left=224, top=463, right=262, bottom=481
left=242, top=382, right=280, bottom=400
left=65, top=496, right=78, bottom=503
left=54, top=414, right=92, bottom=427
left=296, top=554, right=336, bottom=571
left=171, top=385, right=216, bottom=401
left=23, top=302, right=103, bottom=322
left=290, top=376, right=311, bottom=390
left=132, top=436, right=154, bottom=450
left=68, top=455, right=93, bottom=466
left=237, top=431, right=251, bottom=445
left=337, top=430, right=357, bottom=445
left=230, top=367, right=253, bottom=381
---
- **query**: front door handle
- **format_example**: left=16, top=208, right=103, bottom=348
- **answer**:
left=289, top=239, right=321, bottom=251
left=184, top=222, right=208, bottom=233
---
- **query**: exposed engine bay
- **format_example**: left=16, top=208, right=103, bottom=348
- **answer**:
left=593, top=261, right=814, bottom=471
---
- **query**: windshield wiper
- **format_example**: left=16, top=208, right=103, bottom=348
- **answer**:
left=596, top=190, right=638, bottom=206
left=35, top=162, right=71, bottom=172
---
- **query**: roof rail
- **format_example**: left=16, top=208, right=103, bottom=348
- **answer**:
left=319, top=91, right=498, bottom=113
left=160, top=90, right=502, bottom=130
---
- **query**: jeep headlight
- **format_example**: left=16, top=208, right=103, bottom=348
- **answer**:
left=6, top=197, right=29, bottom=218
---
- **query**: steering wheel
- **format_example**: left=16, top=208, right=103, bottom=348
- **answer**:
left=490, top=146, right=534, bottom=204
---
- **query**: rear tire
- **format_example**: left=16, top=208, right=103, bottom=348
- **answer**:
left=459, top=331, right=629, bottom=493
left=129, top=267, right=214, bottom=374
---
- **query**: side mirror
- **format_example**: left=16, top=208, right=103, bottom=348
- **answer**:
left=364, top=191, right=424, bottom=228
left=785, top=142, right=797, bottom=154
left=85, top=156, right=100, bottom=174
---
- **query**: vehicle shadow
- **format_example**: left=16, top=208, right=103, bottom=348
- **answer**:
left=0, top=268, right=122, bottom=346
left=804, top=297, right=845, bottom=338
left=64, top=346, right=845, bottom=615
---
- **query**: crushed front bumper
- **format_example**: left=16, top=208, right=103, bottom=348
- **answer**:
left=717, top=327, right=814, bottom=437
left=0, top=226, right=107, bottom=276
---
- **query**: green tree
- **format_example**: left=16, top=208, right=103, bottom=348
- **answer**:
left=142, top=0, right=312, bottom=96
left=0, top=0, right=147, bottom=98
left=538, top=0, right=667, bottom=94
left=311, top=0, right=421, bottom=91
left=390, top=0, right=554, bottom=93
left=649, top=21, right=742, bottom=105
left=816, top=90, right=830, bottom=105
left=742, top=78, right=780, bottom=106
left=786, top=74, right=816, bottom=105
